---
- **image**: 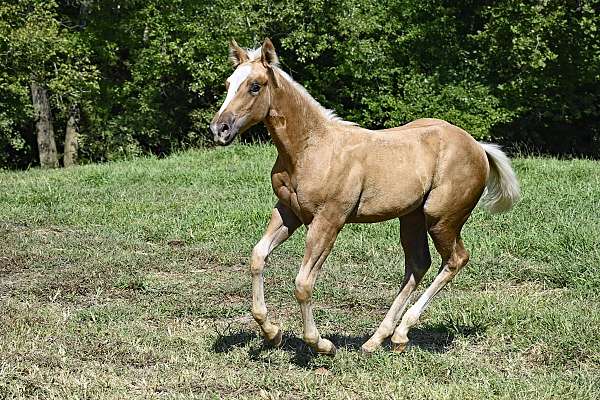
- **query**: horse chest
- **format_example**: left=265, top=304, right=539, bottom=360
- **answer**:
left=271, top=171, right=320, bottom=223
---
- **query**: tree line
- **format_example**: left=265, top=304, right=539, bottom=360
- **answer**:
left=1, top=0, right=598, bottom=169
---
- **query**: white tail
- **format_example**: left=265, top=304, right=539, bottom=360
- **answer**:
left=479, top=143, right=521, bottom=213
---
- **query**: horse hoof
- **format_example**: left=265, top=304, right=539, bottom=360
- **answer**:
left=316, top=339, right=336, bottom=356
left=391, top=341, right=408, bottom=353
left=360, top=346, right=374, bottom=357
left=319, top=344, right=336, bottom=357
left=360, top=342, right=377, bottom=356
left=266, top=329, right=283, bottom=347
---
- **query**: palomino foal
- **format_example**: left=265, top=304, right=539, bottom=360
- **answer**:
left=210, top=39, right=520, bottom=355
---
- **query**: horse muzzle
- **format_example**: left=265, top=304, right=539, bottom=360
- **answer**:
left=210, top=114, right=239, bottom=146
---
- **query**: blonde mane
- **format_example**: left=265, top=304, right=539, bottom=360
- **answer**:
left=246, top=47, right=356, bottom=126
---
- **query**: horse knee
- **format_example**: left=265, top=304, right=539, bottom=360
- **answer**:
left=294, top=276, right=312, bottom=303
left=250, top=241, right=269, bottom=274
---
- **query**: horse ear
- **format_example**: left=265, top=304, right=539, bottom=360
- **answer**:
left=229, top=39, right=249, bottom=68
left=261, top=38, right=279, bottom=67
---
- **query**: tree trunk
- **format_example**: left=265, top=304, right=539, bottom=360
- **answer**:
left=63, top=104, right=80, bottom=167
left=30, top=81, right=59, bottom=168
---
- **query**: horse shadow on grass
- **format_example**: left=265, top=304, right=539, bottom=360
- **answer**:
left=212, top=323, right=485, bottom=368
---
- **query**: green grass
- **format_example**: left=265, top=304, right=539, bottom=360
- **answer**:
left=1, top=144, right=599, bottom=399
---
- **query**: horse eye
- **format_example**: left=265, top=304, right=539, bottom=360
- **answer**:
left=250, top=82, right=261, bottom=93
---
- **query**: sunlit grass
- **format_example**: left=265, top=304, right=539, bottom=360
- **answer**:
left=1, top=145, right=599, bottom=399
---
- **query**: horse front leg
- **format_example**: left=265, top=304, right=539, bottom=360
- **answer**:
left=251, top=201, right=301, bottom=346
left=294, top=214, right=342, bottom=355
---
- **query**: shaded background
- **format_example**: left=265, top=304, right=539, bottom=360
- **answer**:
left=1, top=0, right=599, bottom=169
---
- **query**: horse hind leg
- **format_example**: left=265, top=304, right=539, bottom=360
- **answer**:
left=390, top=191, right=474, bottom=351
left=361, top=209, right=432, bottom=353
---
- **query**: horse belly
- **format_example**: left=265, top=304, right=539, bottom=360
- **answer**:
left=350, top=176, right=427, bottom=223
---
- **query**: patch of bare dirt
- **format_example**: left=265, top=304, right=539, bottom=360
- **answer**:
left=0, top=255, right=30, bottom=275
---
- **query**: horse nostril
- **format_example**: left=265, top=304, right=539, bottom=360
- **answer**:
left=219, top=123, right=230, bottom=134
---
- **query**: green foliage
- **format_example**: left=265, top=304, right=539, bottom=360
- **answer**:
left=472, top=1, right=600, bottom=153
left=1, top=0, right=599, bottom=168
left=0, top=0, right=99, bottom=168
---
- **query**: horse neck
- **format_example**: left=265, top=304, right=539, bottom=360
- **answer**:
left=264, top=70, right=330, bottom=168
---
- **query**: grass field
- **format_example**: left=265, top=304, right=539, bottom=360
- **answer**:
left=1, top=144, right=599, bottom=399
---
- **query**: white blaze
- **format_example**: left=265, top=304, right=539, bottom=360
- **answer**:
left=218, top=65, right=252, bottom=116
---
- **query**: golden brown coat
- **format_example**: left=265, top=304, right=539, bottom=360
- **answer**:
left=210, top=39, right=520, bottom=354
